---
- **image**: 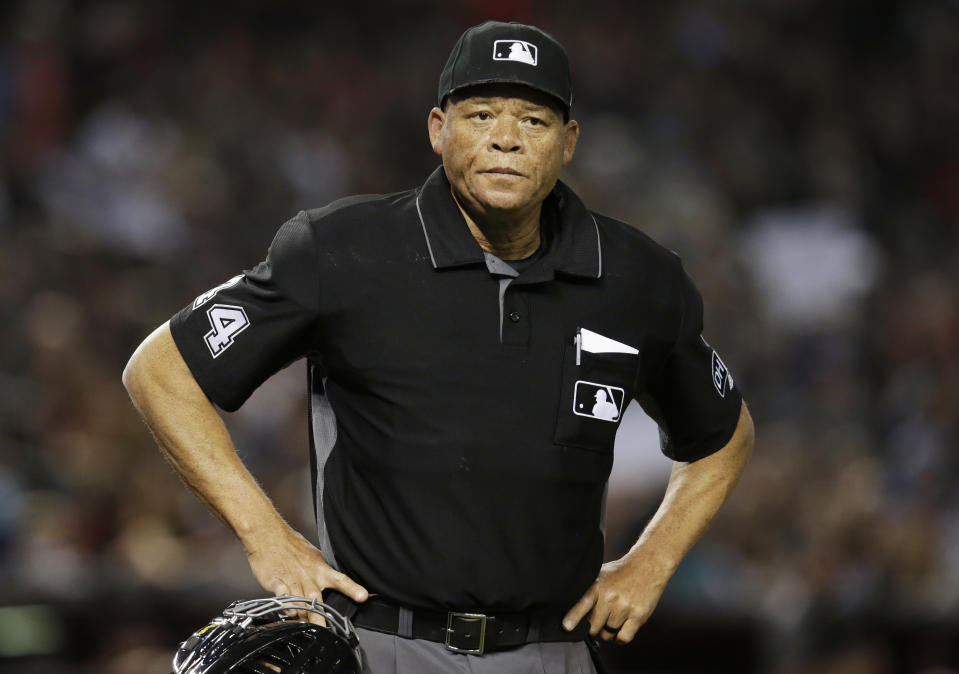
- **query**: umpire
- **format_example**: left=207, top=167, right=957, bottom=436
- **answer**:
left=124, top=20, right=754, bottom=674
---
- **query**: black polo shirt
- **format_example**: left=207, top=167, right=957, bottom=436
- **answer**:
left=170, top=166, right=743, bottom=615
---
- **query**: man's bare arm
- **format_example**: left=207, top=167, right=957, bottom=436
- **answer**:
left=122, top=322, right=368, bottom=619
left=563, top=401, right=754, bottom=643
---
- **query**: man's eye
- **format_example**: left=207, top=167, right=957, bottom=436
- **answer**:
left=528, top=117, right=543, bottom=126
left=474, top=112, right=492, bottom=121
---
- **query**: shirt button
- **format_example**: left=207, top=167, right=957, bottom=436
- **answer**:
left=509, top=311, right=521, bottom=323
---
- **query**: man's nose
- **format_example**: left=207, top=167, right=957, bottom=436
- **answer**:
left=489, top=119, right=521, bottom=152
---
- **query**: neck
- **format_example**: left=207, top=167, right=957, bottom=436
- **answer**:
left=450, top=188, right=542, bottom=260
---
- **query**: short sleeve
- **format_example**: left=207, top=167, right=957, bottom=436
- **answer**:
left=639, top=266, right=743, bottom=462
left=169, top=211, right=321, bottom=411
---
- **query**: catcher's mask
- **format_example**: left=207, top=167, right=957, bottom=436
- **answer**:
left=171, top=594, right=362, bottom=674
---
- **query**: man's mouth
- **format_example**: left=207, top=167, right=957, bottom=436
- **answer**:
left=484, top=168, right=524, bottom=176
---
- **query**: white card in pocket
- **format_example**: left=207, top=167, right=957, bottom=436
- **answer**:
left=575, top=328, right=638, bottom=365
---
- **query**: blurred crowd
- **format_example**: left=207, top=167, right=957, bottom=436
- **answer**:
left=1, top=0, right=957, bottom=672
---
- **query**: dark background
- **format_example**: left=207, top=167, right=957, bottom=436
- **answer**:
left=1, top=1, right=957, bottom=672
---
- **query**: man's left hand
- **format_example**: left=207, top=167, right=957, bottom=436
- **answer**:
left=561, top=555, right=669, bottom=644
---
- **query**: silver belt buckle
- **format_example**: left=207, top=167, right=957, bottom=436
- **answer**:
left=445, top=611, right=487, bottom=655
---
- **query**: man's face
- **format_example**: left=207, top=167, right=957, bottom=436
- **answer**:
left=428, top=85, right=579, bottom=218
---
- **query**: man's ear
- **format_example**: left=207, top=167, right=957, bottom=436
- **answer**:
left=562, top=119, right=580, bottom=165
left=428, top=107, right=446, bottom=156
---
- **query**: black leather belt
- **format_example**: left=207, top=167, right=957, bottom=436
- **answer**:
left=326, top=592, right=588, bottom=655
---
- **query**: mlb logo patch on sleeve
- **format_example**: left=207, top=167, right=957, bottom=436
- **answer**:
left=573, top=381, right=625, bottom=422
left=711, top=350, right=734, bottom=398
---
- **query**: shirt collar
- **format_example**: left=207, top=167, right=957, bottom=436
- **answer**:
left=415, top=166, right=602, bottom=279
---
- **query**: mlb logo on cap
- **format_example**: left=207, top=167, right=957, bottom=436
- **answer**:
left=493, top=40, right=538, bottom=66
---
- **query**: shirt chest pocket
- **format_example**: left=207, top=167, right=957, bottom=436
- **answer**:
left=553, top=339, right=640, bottom=454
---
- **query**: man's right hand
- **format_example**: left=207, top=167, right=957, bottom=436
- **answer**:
left=244, top=526, right=369, bottom=625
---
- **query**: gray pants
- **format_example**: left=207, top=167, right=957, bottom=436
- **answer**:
left=357, top=627, right=598, bottom=674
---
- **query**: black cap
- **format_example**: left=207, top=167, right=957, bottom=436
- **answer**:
left=438, top=21, right=572, bottom=113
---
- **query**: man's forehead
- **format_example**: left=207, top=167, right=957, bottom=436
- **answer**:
left=458, top=95, right=550, bottom=109
left=451, top=84, right=563, bottom=113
